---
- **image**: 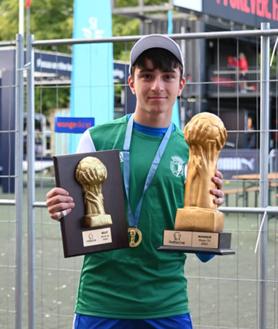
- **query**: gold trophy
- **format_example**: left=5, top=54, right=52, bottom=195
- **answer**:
left=75, top=156, right=112, bottom=228
left=53, top=150, right=129, bottom=257
left=159, top=112, right=234, bottom=255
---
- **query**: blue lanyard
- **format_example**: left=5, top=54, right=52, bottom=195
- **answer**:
left=123, top=114, right=173, bottom=227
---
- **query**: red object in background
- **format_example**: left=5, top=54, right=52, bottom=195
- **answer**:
left=226, top=53, right=249, bottom=73
left=227, top=56, right=237, bottom=68
left=238, top=53, right=249, bottom=73
left=26, top=0, right=32, bottom=8
left=211, top=76, right=235, bottom=87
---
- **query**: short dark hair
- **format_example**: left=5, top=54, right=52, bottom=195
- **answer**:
left=130, top=48, right=183, bottom=79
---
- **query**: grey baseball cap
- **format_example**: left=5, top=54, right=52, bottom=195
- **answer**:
left=129, top=34, right=184, bottom=74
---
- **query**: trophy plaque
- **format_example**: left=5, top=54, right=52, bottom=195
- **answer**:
left=53, top=150, right=129, bottom=257
left=159, top=112, right=235, bottom=255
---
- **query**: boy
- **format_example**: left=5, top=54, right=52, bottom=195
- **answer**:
left=46, top=34, right=224, bottom=329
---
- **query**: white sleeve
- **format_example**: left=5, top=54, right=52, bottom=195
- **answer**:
left=76, top=129, right=96, bottom=154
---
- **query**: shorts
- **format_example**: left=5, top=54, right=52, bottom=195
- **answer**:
left=73, top=313, right=193, bottom=329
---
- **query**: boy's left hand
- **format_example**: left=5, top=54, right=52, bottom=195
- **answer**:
left=210, top=170, right=224, bottom=206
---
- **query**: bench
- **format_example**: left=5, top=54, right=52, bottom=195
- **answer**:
left=245, top=186, right=259, bottom=207
left=224, top=188, right=243, bottom=206
left=225, top=183, right=278, bottom=207
left=224, top=186, right=259, bottom=207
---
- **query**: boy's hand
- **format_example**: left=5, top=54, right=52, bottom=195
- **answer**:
left=46, top=187, right=75, bottom=221
left=210, top=170, right=224, bottom=206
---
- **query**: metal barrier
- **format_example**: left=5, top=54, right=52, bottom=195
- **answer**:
left=0, top=25, right=278, bottom=329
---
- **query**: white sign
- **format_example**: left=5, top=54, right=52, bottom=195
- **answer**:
left=82, top=17, right=105, bottom=39
left=173, top=0, right=202, bottom=12
left=82, top=228, right=112, bottom=247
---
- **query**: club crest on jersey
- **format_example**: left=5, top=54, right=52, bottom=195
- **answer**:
left=170, top=156, right=185, bottom=177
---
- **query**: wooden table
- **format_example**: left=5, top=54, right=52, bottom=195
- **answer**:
left=232, top=172, right=278, bottom=181
left=231, top=172, right=278, bottom=206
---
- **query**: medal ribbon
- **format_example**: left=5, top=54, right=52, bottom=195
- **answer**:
left=123, top=114, right=173, bottom=230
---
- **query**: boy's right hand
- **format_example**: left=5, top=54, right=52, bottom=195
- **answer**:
left=46, top=187, right=75, bottom=221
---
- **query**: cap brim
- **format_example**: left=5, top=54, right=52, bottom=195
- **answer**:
left=129, top=34, right=184, bottom=74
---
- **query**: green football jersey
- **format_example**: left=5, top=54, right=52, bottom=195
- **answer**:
left=75, top=115, right=189, bottom=319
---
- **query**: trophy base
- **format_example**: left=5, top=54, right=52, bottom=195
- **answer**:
left=158, top=230, right=235, bottom=255
left=83, top=214, right=112, bottom=228
left=174, top=207, right=224, bottom=232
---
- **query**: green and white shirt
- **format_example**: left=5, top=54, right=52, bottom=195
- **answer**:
left=75, top=115, right=190, bottom=319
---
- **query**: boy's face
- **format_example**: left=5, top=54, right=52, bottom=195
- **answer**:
left=128, top=58, right=185, bottom=120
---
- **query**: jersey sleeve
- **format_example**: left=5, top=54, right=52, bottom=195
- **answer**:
left=76, top=129, right=96, bottom=154
left=196, top=252, right=215, bottom=262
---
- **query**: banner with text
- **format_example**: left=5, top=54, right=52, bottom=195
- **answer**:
left=55, top=117, right=95, bottom=134
left=218, top=149, right=259, bottom=179
left=203, top=0, right=278, bottom=28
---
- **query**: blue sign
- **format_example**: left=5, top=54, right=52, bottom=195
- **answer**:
left=70, top=0, right=113, bottom=152
left=55, top=117, right=94, bottom=134
left=34, top=51, right=72, bottom=77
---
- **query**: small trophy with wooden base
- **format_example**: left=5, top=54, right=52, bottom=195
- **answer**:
left=159, top=112, right=235, bottom=255
left=53, top=150, right=129, bottom=258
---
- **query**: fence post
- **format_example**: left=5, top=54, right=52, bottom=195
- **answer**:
left=15, top=33, right=24, bottom=329
left=259, top=22, right=270, bottom=329
left=26, top=33, right=36, bottom=329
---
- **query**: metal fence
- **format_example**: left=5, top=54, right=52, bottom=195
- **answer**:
left=0, top=24, right=278, bottom=329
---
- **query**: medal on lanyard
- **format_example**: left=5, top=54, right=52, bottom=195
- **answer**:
left=123, top=114, right=173, bottom=248
left=128, top=227, right=142, bottom=248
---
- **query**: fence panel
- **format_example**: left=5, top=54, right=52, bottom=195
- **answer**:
left=0, top=28, right=277, bottom=329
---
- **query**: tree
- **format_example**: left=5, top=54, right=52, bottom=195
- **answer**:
left=113, top=15, right=140, bottom=61
left=0, top=0, right=170, bottom=58
left=0, top=0, right=170, bottom=114
left=0, top=0, right=168, bottom=42
left=0, top=0, right=18, bottom=41
left=114, top=0, right=168, bottom=7
left=0, top=0, right=73, bottom=42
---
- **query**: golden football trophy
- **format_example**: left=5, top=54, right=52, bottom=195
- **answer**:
left=175, top=112, right=226, bottom=231
left=160, top=112, right=234, bottom=255
left=75, top=156, right=112, bottom=228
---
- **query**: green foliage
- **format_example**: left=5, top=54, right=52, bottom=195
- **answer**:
left=115, top=0, right=138, bottom=6
left=144, top=0, right=168, bottom=4
left=0, top=0, right=168, bottom=115
left=0, top=0, right=73, bottom=42
left=35, top=87, right=70, bottom=117
left=0, top=0, right=168, bottom=42
left=115, top=0, right=168, bottom=6
left=113, top=15, right=140, bottom=61
left=0, top=0, right=18, bottom=40
left=112, top=0, right=169, bottom=60
left=29, top=0, right=73, bottom=41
